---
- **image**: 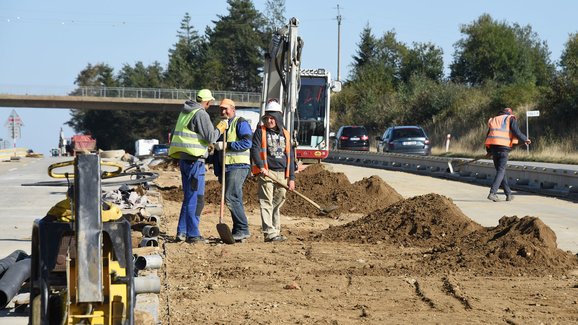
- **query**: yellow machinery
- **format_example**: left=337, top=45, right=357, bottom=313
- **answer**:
left=29, top=154, right=135, bottom=324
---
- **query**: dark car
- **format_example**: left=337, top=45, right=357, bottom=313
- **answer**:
left=376, top=126, right=431, bottom=155
left=151, top=144, right=169, bottom=156
left=331, top=126, right=370, bottom=151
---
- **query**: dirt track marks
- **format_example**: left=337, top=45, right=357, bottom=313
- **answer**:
left=442, top=276, right=473, bottom=309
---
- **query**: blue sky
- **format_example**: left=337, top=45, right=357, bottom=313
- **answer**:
left=1, top=0, right=577, bottom=154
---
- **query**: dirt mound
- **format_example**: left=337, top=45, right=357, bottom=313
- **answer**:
left=149, top=159, right=179, bottom=171
left=317, top=193, right=578, bottom=275
left=318, top=193, right=483, bottom=245
left=423, top=215, right=578, bottom=275
left=200, top=163, right=402, bottom=218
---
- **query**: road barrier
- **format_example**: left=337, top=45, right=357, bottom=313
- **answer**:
left=326, top=150, right=578, bottom=201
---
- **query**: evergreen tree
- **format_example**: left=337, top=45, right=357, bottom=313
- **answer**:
left=205, top=0, right=267, bottom=91
left=166, top=13, right=206, bottom=89
left=264, top=0, right=286, bottom=34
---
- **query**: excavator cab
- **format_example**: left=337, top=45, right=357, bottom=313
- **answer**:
left=29, top=154, right=134, bottom=324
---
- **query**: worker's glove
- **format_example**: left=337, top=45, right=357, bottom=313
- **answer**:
left=215, top=141, right=225, bottom=151
left=216, top=119, right=229, bottom=134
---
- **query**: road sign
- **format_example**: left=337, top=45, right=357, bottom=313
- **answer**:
left=5, top=109, right=23, bottom=141
left=526, top=110, right=540, bottom=117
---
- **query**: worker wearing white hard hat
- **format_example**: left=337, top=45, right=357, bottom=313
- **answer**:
left=250, top=99, right=295, bottom=242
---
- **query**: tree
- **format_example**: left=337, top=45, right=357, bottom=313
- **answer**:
left=450, top=14, right=553, bottom=87
left=263, top=0, right=286, bottom=34
left=205, top=0, right=267, bottom=91
left=350, top=24, right=379, bottom=80
left=400, top=42, right=444, bottom=83
left=165, top=13, right=206, bottom=89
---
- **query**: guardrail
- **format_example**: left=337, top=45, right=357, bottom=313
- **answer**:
left=326, top=150, right=578, bottom=201
left=0, top=148, right=28, bottom=160
left=73, top=86, right=262, bottom=104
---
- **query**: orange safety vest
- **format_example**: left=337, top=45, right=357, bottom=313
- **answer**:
left=485, top=114, right=519, bottom=148
left=251, top=125, right=291, bottom=178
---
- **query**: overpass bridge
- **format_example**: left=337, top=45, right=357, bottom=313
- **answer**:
left=0, top=86, right=262, bottom=112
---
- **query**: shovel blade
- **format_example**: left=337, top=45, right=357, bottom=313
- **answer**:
left=217, top=223, right=235, bottom=244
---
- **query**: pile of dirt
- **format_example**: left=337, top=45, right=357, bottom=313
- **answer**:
left=200, top=163, right=402, bottom=218
left=317, top=193, right=578, bottom=275
left=423, top=215, right=578, bottom=275
left=318, top=193, right=483, bottom=246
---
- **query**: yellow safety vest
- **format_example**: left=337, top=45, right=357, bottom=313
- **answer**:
left=169, top=108, right=209, bottom=158
left=224, top=117, right=251, bottom=165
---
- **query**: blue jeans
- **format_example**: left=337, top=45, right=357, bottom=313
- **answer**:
left=490, top=151, right=511, bottom=195
left=177, top=159, right=206, bottom=237
left=225, top=168, right=250, bottom=235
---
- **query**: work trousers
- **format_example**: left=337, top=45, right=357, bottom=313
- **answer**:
left=258, top=170, right=287, bottom=240
left=490, top=151, right=512, bottom=196
left=225, top=167, right=250, bottom=236
left=176, top=159, right=206, bottom=238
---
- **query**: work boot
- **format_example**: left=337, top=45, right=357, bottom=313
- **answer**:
left=487, top=193, right=500, bottom=202
left=233, top=232, right=250, bottom=241
left=175, top=233, right=186, bottom=242
left=506, top=194, right=514, bottom=201
left=186, top=236, right=206, bottom=244
left=264, top=235, right=287, bottom=243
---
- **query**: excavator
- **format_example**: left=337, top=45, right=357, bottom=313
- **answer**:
left=261, top=18, right=341, bottom=163
left=29, top=154, right=134, bottom=324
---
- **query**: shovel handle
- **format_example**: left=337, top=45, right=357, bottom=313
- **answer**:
left=264, top=174, right=323, bottom=211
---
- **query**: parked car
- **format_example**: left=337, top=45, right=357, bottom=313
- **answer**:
left=331, top=126, right=370, bottom=151
left=151, top=144, right=169, bottom=156
left=376, top=126, right=431, bottom=155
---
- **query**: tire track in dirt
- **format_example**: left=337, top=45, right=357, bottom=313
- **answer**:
left=442, top=276, right=473, bottom=310
left=404, top=277, right=436, bottom=309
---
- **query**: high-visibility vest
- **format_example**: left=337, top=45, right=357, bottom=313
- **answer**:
left=485, top=114, right=519, bottom=148
left=224, top=116, right=250, bottom=165
left=168, top=108, right=209, bottom=158
left=251, top=125, right=291, bottom=178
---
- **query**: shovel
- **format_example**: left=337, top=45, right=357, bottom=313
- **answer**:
left=446, top=155, right=487, bottom=174
left=216, top=129, right=235, bottom=244
left=265, top=173, right=338, bottom=215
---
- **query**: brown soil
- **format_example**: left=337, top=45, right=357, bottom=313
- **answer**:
left=153, top=162, right=578, bottom=324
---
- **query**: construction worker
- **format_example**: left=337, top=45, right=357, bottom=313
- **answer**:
left=485, top=107, right=531, bottom=202
left=169, top=89, right=228, bottom=243
left=250, top=99, right=295, bottom=242
left=213, top=98, right=253, bottom=241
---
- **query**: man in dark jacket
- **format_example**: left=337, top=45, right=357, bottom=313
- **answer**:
left=485, top=107, right=531, bottom=202
left=250, top=99, right=295, bottom=242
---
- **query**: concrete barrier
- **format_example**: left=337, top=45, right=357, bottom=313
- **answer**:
left=326, top=150, right=578, bottom=200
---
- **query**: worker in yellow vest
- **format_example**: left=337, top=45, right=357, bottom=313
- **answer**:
left=484, top=107, right=531, bottom=202
left=213, top=98, right=253, bottom=241
left=169, top=89, right=228, bottom=243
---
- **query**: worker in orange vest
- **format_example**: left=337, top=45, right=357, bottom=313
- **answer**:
left=484, top=107, right=531, bottom=202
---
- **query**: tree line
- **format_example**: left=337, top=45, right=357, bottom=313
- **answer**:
left=67, top=2, right=578, bottom=155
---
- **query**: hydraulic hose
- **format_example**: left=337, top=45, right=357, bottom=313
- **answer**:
left=0, top=250, right=29, bottom=275
left=0, top=258, right=31, bottom=309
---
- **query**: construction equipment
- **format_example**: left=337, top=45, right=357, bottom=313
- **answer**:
left=216, top=128, right=235, bottom=244
left=261, top=18, right=341, bottom=164
left=29, top=154, right=134, bottom=324
left=447, top=155, right=488, bottom=174
left=265, top=173, right=338, bottom=215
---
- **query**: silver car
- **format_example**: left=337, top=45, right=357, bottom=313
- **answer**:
left=376, top=126, right=431, bottom=155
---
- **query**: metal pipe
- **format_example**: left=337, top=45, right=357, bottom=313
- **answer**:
left=135, top=254, right=163, bottom=271
left=139, top=237, right=158, bottom=247
left=134, top=276, right=161, bottom=294
left=147, top=215, right=160, bottom=225
left=0, top=258, right=31, bottom=309
left=141, top=225, right=159, bottom=238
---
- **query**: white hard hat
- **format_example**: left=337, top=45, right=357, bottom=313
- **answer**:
left=265, top=101, right=283, bottom=113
